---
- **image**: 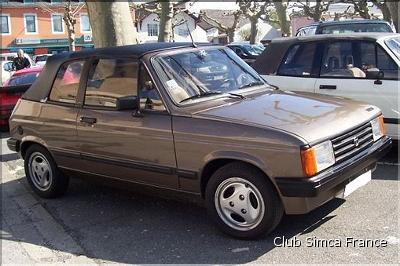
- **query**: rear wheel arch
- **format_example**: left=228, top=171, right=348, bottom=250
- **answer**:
left=20, top=140, right=48, bottom=159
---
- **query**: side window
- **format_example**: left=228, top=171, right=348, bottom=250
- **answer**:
left=377, top=46, right=399, bottom=79
left=139, top=64, right=165, bottom=111
left=85, top=58, right=138, bottom=108
left=49, top=60, right=84, bottom=104
left=278, top=43, right=316, bottom=77
left=320, top=41, right=366, bottom=78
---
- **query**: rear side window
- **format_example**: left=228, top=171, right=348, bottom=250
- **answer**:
left=49, top=60, right=84, bottom=104
left=84, top=58, right=138, bottom=108
left=278, top=43, right=316, bottom=76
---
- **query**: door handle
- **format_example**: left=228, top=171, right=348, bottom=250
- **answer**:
left=80, top=116, right=97, bottom=125
left=319, top=85, right=337, bottom=90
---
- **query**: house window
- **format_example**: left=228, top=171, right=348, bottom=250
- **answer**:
left=24, top=14, right=37, bottom=34
left=147, top=23, right=159, bottom=37
left=80, top=14, right=91, bottom=32
left=52, top=14, right=64, bottom=33
left=1, top=15, right=10, bottom=34
left=177, top=28, right=189, bottom=37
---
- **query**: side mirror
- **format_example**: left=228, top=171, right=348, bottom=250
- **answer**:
left=366, top=68, right=384, bottom=79
left=116, top=96, right=139, bottom=111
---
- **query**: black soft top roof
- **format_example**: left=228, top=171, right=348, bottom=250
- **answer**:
left=23, top=42, right=208, bottom=102
left=253, top=33, right=399, bottom=75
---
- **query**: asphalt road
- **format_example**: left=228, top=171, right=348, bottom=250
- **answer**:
left=1, top=133, right=399, bottom=264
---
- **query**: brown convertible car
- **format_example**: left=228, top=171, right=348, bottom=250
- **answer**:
left=8, top=43, right=391, bottom=239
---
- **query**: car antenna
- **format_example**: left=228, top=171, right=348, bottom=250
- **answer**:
left=185, top=21, right=197, bottom=48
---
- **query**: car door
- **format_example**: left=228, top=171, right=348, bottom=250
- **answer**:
left=263, top=42, right=319, bottom=93
left=76, top=57, right=178, bottom=188
left=313, top=40, right=399, bottom=139
left=39, top=60, right=85, bottom=169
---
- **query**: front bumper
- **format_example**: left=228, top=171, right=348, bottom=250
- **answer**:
left=276, top=136, right=392, bottom=198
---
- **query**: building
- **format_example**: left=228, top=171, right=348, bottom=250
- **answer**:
left=135, top=9, right=209, bottom=43
left=1, top=0, right=94, bottom=55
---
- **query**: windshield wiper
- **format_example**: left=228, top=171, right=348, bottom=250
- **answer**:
left=179, top=91, right=223, bottom=103
left=238, top=80, right=265, bottom=90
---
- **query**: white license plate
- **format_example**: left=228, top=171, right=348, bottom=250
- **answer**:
left=343, top=170, right=371, bottom=197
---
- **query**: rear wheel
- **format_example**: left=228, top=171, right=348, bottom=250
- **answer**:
left=24, top=144, right=69, bottom=198
left=205, top=162, right=283, bottom=239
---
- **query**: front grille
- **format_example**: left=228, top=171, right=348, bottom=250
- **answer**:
left=331, top=122, right=374, bottom=163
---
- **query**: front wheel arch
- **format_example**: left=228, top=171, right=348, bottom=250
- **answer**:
left=200, top=158, right=280, bottom=200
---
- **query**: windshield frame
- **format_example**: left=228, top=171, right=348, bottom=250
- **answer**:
left=384, top=36, right=400, bottom=60
left=150, top=46, right=271, bottom=107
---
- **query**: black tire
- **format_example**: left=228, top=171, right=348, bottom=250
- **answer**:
left=205, top=162, right=283, bottom=239
left=24, top=144, right=69, bottom=198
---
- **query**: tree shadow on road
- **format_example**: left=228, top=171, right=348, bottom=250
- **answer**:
left=1, top=175, right=346, bottom=264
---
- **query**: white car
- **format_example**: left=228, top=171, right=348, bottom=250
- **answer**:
left=0, top=52, right=35, bottom=67
left=253, top=33, right=400, bottom=141
left=1, top=61, right=14, bottom=86
left=33, top=54, right=53, bottom=66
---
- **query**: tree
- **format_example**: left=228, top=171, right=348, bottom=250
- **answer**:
left=38, top=0, right=84, bottom=51
left=199, top=10, right=242, bottom=43
left=386, top=1, right=399, bottom=32
left=273, top=1, right=291, bottom=37
left=292, top=0, right=332, bottom=22
left=138, top=0, right=194, bottom=42
left=237, top=1, right=269, bottom=44
left=86, top=1, right=137, bottom=48
left=348, top=0, right=398, bottom=32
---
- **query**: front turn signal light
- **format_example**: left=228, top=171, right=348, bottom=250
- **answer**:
left=301, top=148, right=317, bottom=177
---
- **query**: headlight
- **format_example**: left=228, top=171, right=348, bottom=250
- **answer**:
left=301, top=140, right=335, bottom=177
left=370, top=116, right=385, bottom=141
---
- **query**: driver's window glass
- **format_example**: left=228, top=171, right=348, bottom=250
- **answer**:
left=278, top=43, right=316, bottom=77
left=377, top=46, right=399, bottom=79
left=49, top=60, right=84, bottom=104
left=85, top=58, right=138, bottom=108
left=320, top=41, right=366, bottom=78
left=139, top=65, right=165, bottom=111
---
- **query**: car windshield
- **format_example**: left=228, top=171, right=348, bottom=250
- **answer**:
left=153, top=47, right=267, bottom=105
left=8, top=72, right=40, bottom=86
left=385, top=36, right=400, bottom=60
left=320, top=23, right=392, bottom=34
left=241, top=44, right=265, bottom=56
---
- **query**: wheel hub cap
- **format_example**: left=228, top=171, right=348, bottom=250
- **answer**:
left=215, top=177, right=265, bottom=231
left=28, top=152, right=52, bottom=191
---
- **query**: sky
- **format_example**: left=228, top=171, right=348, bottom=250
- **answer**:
left=190, top=1, right=239, bottom=12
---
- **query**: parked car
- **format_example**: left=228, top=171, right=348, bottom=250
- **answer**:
left=8, top=43, right=391, bottom=239
left=33, top=54, right=53, bottom=66
left=0, top=52, right=35, bottom=67
left=1, top=66, right=43, bottom=129
left=295, top=19, right=395, bottom=36
left=253, top=33, right=399, bottom=142
left=227, top=42, right=265, bottom=65
left=1, top=61, right=14, bottom=86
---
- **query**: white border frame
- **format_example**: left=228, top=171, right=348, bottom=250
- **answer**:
left=1, top=14, right=11, bottom=35
left=79, top=13, right=91, bottom=33
left=51, top=13, right=64, bottom=34
left=24, top=13, right=38, bottom=34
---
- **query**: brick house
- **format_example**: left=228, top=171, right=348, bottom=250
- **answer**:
left=1, top=0, right=94, bottom=55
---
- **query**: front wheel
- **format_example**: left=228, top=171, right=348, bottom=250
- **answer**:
left=205, top=162, right=283, bottom=239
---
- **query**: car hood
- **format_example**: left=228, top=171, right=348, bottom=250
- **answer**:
left=194, top=90, right=381, bottom=144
